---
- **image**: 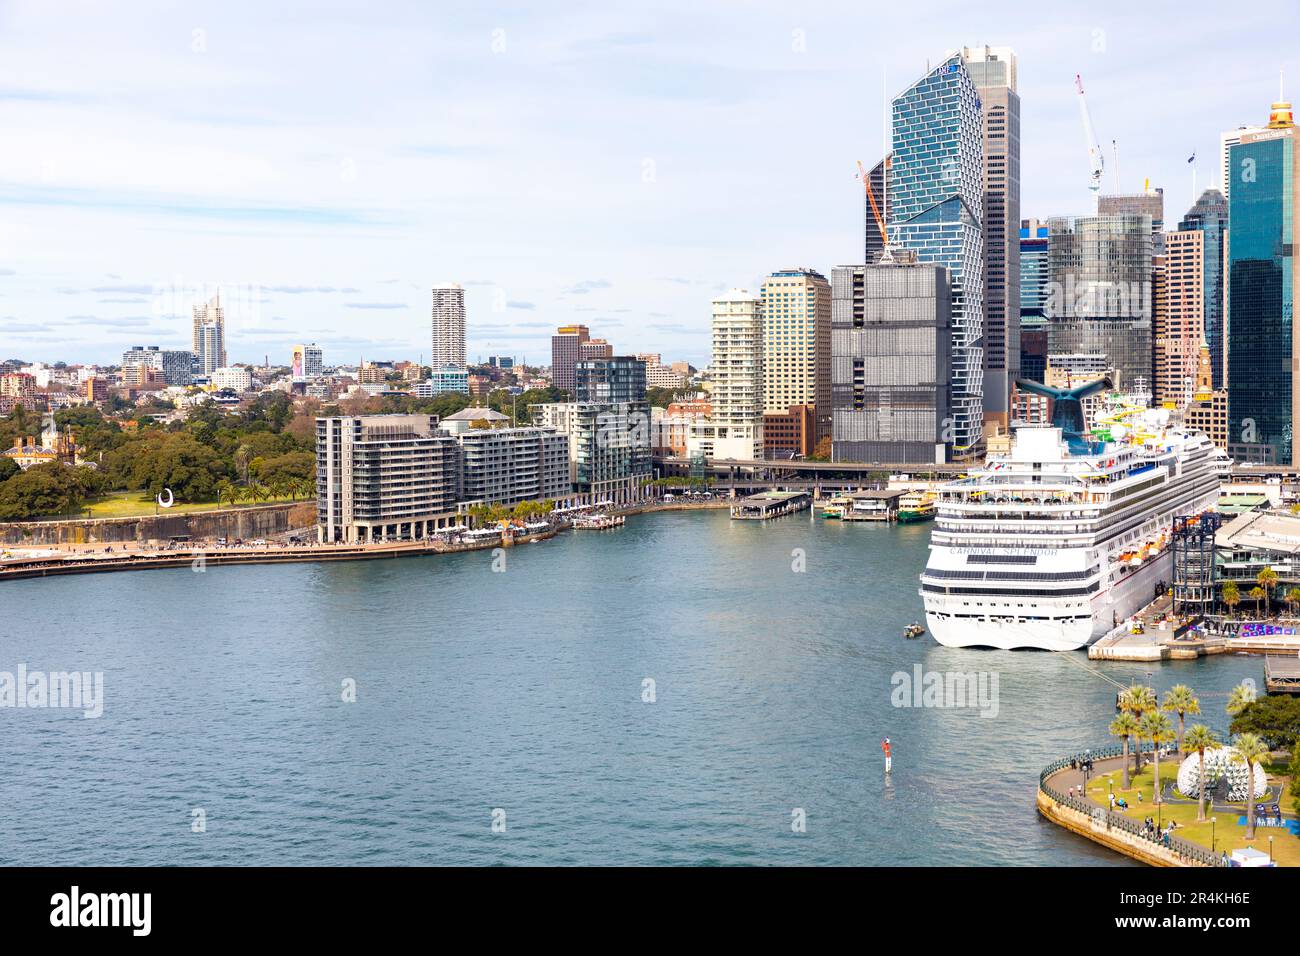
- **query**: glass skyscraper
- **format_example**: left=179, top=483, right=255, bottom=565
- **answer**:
left=1018, top=221, right=1049, bottom=383
left=889, top=53, right=985, bottom=457
left=1227, top=127, right=1297, bottom=464
left=1178, top=189, right=1228, bottom=390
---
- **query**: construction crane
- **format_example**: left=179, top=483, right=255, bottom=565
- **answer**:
left=857, top=159, right=889, bottom=245
left=1074, top=73, right=1104, bottom=193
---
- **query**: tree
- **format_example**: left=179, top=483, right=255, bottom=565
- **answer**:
left=1287, top=588, right=1300, bottom=618
left=1249, top=586, right=1267, bottom=611
left=216, top=480, right=241, bottom=510
left=1109, top=711, right=1140, bottom=790
left=1222, top=580, right=1241, bottom=615
left=1227, top=682, right=1256, bottom=717
left=1258, top=567, right=1279, bottom=617
left=1231, top=733, right=1269, bottom=839
left=0, top=457, right=19, bottom=483
left=1228, top=694, right=1300, bottom=751
left=1183, top=724, right=1219, bottom=822
left=1119, top=684, right=1158, bottom=772
left=809, top=436, right=833, bottom=462
left=1138, top=710, right=1174, bottom=805
left=1162, top=684, right=1200, bottom=754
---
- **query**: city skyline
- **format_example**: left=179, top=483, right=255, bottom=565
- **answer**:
left=2, top=3, right=1297, bottom=369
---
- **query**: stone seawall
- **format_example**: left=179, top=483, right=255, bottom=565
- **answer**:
left=0, top=503, right=317, bottom=546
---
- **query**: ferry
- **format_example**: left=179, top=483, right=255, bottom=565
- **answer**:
left=919, top=382, right=1228, bottom=651
left=897, top=491, right=936, bottom=523
left=821, top=495, right=852, bottom=519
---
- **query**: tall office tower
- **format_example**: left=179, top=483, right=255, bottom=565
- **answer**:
left=431, top=283, right=466, bottom=369
left=690, top=289, right=764, bottom=460
left=961, top=46, right=1021, bottom=430
left=315, top=415, right=462, bottom=544
left=192, top=293, right=225, bottom=369
left=1099, top=190, right=1165, bottom=251
left=760, top=268, right=832, bottom=444
left=195, top=323, right=224, bottom=376
left=1018, top=219, right=1050, bottom=382
left=1153, top=231, right=1204, bottom=407
left=862, top=154, right=892, bottom=264
left=831, top=257, right=952, bottom=464
left=1178, top=189, right=1229, bottom=389
left=1227, top=93, right=1299, bottom=464
left=1045, top=214, right=1154, bottom=392
left=1221, top=126, right=1266, bottom=202
left=550, top=324, right=591, bottom=394
left=575, top=356, right=647, bottom=403
left=890, top=53, right=985, bottom=457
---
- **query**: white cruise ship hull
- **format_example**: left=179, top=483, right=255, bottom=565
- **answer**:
left=924, top=551, right=1171, bottom=651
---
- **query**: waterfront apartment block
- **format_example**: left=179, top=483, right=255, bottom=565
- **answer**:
left=431, top=283, right=466, bottom=369
left=1227, top=95, right=1298, bottom=464
left=316, top=415, right=462, bottom=543
left=688, top=289, right=763, bottom=461
left=889, top=53, right=985, bottom=458
left=830, top=258, right=952, bottom=465
left=534, top=401, right=650, bottom=505
left=760, top=268, right=832, bottom=445
left=453, top=426, right=570, bottom=508
left=962, top=45, right=1021, bottom=430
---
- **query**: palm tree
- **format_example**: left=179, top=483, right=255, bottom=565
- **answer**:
left=1109, top=711, right=1140, bottom=790
left=266, top=476, right=291, bottom=503
left=1249, top=586, right=1267, bottom=613
left=1119, top=684, right=1157, bottom=772
left=1183, top=724, right=1218, bottom=822
left=291, top=476, right=314, bottom=502
left=1227, top=682, right=1256, bottom=717
left=1161, top=684, right=1200, bottom=755
left=1138, top=710, right=1174, bottom=804
left=1231, top=732, right=1269, bottom=839
left=216, top=479, right=240, bottom=510
left=1258, top=567, right=1279, bottom=617
left=1222, top=580, right=1241, bottom=616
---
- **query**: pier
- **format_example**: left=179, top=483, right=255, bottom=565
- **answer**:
left=729, top=490, right=811, bottom=520
left=1265, top=656, right=1300, bottom=695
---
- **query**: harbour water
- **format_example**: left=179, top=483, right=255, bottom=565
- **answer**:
left=0, top=510, right=1263, bottom=865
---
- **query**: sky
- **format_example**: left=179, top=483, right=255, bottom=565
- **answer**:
left=1, top=0, right=1297, bottom=369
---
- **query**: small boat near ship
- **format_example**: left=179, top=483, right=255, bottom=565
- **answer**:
left=573, top=513, right=625, bottom=531
left=896, top=491, right=936, bottom=523
left=903, top=623, right=926, bottom=639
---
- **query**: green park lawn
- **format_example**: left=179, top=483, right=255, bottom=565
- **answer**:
left=81, top=491, right=305, bottom=519
left=1084, top=760, right=1298, bottom=866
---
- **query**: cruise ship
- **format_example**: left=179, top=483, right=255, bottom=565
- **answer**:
left=919, top=382, right=1228, bottom=651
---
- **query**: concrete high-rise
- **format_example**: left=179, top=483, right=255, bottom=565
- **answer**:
left=831, top=257, right=952, bottom=465
left=760, top=268, right=832, bottom=445
left=192, top=293, right=225, bottom=371
left=1153, top=230, right=1204, bottom=407
left=862, top=154, right=891, bottom=265
left=1178, top=189, right=1229, bottom=389
left=1226, top=93, right=1299, bottom=464
left=431, top=283, right=466, bottom=369
left=550, top=324, right=587, bottom=394
left=889, top=52, right=985, bottom=457
left=961, top=46, right=1020, bottom=431
left=1045, top=214, right=1154, bottom=392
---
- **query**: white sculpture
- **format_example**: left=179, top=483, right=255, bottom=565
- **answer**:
left=1175, top=747, right=1268, bottom=802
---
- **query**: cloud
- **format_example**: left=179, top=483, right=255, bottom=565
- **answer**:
left=344, top=302, right=406, bottom=310
left=89, top=284, right=153, bottom=294
left=0, top=269, right=15, bottom=277
left=506, top=300, right=535, bottom=310
left=60, top=314, right=154, bottom=327
left=6, top=323, right=51, bottom=333
left=649, top=323, right=703, bottom=334
left=98, top=297, right=149, bottom=304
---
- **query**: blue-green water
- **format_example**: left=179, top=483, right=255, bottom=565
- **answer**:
left=0, top=510, right=1263, bottom=865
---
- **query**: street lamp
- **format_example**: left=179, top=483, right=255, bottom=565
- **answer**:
left=1083, top=749, right=1091, bottom=800
left=1211, top=817, right=1217, bottom=852
left=1269, top=835, right=1274, bottom=863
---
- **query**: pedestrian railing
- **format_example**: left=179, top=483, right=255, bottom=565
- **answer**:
left=1040, top=747, right=1225, bottom=867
